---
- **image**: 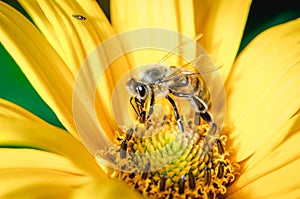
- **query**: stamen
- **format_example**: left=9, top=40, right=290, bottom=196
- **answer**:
left=142, top=162, right=150, bottom=180
left=120, top=140, right=127, bottom=159
left=216, top=139, right=224, bottom=154
left=204, top=166, right=211, bottom=186
left=126, top=128, right=134, bottom=140
left=160, top=173, right=167, bottom=191
left=98, top=115, right=239, bottom=199
left=188, top=171, right=196, bottom=190
left=217, top=162, right=225, bottom=179
left=178, top=175, right=186, bottom=194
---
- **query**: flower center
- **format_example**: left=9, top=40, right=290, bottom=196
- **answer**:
left=99, top=115, right=239, bottom=199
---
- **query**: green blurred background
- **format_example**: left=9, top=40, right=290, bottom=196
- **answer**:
left=0, top=0, right=299, bottom=129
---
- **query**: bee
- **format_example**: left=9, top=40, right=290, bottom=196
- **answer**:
left=72, top=14, right=86, bottom=21
left=126, top=34, right=218, bottom=134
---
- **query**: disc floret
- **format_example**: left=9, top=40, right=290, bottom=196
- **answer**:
left=99, top=115, right=239, bottom=199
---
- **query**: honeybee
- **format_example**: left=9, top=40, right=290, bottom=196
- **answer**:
left=126, top=34, right=218, bottom=134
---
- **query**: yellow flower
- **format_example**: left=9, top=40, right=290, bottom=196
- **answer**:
left=0, top=0, right=299, bottom=199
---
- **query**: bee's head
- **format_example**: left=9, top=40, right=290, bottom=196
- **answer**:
left=126, top=78, right=149, bottom=100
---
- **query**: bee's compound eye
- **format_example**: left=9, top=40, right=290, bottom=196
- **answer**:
left=137, top=84, right=147, bottom=99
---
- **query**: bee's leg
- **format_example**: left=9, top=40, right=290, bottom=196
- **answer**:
left=166, top=95, right=184, bottom=132
left=130, top=97, right=143, bottom=122
left=169, top=92, right=203, bottom=127
left=172, top=92, right=220, bottom=153
left=144, top=91, right=155, bottom=129
left=194, top=112, right=201, bottom=126
left=190, top=96, right=219, bottom=136
left=147, top=91, right=155, bottom=120
left=130, top=97, right=146, bottom=123
left=172, top=92, right=223, bottom=157
left=130, top=97, right=140, bottom=118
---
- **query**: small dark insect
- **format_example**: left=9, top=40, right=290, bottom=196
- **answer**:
left=159, top=173, right=167, bottom=191
left=72, top=14, right=86, bottom=21
left=188, top=171, right=196, bottom=190
left=178, top=175, right=186, bottom=194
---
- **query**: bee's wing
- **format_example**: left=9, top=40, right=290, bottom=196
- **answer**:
left=162, top=68, right=198, bottom=83
left=180, top=53, right=221, bottom=74
left=159, top=33, right=220, bottom=80
left=163, top=61, right=220, bottom=84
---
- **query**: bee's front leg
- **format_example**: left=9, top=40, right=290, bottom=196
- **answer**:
left=130, top=97, right=147, bottom=123
left=147, top=91, right=155, bottom=121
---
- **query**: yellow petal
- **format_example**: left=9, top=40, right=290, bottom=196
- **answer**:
left=73, top=179, right=143, bottom=199
left=226, top=18, right=300, bottom=162
left=1, top=2, right=131, bottom=140
left=0, top=98, right=46, bottom=123
left=18, top=0, right=131, bottom=93
left=111, top=0, right=196, bottom=66
left=194, top=0, right=252, bottom=81
left=0, top=168, right=88, bottom=199
left=18, top=0, right=117, bottom=76
left=227, top=114, right=300, bottom=198
left=111, top=0, right=252, bottom=81
left=111, top=0, right=195, bottom=35
left=0, top=110, right=103, bottom=178
left=229, top=159, right=300, bottom=198
left=244, top=113, right=300, bottom=171
left=1, top=171, right=142, bottom=199
left=73, top=0, right=132, bottom=117
left=0, top=101, right=141, bottom=199
left=0, top=148, right=88, bottom=198
left=0, top=2, right=77, bottom=137
left=0, top=147, right=85, bottom=173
